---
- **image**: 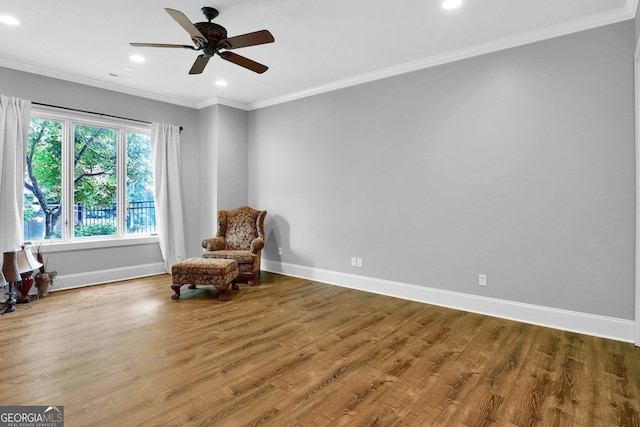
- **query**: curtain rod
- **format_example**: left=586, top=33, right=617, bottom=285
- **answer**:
left=32, top=102, right=183, bottom=131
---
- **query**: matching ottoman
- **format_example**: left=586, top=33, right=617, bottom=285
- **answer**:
left=171, top=258, right=239, bottom=301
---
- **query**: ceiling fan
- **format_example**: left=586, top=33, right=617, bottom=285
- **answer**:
left=130, top=7, right=274, bottom=74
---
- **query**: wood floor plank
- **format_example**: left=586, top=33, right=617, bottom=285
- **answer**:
left=1, top=272, right=639, bottom=426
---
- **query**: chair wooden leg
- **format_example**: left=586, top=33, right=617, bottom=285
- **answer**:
left=246, top=272, right=257, bottom=286
left=215, top=285, right=229, bottom=301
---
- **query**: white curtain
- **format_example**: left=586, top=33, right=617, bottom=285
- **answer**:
left=0, top=95, right=31, bottom=252
left=151, top=123, right=186, bottom=273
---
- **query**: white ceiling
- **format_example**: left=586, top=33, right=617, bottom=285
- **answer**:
left=0, top=0, right=635, bottom=110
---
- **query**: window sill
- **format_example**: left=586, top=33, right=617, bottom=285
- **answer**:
left=31, top=235, right=159, bottom=253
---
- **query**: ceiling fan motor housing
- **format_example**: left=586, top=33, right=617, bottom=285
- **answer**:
left=194, top=22, right=228, bottom=43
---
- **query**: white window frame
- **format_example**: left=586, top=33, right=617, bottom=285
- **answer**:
left=27, top=105, right=158, bottom=251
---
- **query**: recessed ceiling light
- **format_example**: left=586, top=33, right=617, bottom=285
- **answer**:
left=215, top=80, right=228, bottom=87
left=442, top=0, right=462, bottom=10
left=130, top=55, right=145, bottom=63
left=0, top=15, right=20, bottom=26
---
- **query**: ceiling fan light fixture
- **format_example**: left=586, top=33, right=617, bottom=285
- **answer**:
left=0, top=15, right=20, bottom=26
left=442, top=0, right=462, bottom=10
left=130, top=55, right=145, bottom=63
left=215, top=80, right=228, bottom=87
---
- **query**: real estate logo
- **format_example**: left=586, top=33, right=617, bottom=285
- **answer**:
left=0, top=406, right=64, bottom=427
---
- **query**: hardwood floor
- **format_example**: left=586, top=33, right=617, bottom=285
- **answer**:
left=0, top=272, right=638, bottom=426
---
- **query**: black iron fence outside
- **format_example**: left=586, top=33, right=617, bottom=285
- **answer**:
left=24, top=201, right=156, bottom=240
left=76, top=201, right=156, bottom=235
left=125, top=200, right=156, bottom=234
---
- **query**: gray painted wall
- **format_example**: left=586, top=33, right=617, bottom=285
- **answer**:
left=249, top=21, right=636, bottom=320
left=0, top=67, right=200, bottom=273
left=197, top=104, right=219, bottom=249
left=216, top=105, right=249, bottom=211
left=197, top=104, right=249, bottom=246
left=635, top=5, right=640, bottom=44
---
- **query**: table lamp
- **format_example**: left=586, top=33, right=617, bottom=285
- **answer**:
left=16, top=245, right=43, bottom=303
left=2, top=251, right=20, bottom=313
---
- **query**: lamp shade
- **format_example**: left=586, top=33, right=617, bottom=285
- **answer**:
left=2, top=251, right=20, bottom=282
left=16, top=247, right=43, bottom=274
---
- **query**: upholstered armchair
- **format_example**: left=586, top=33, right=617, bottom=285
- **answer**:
left=201, top=206, right=267, bottom=285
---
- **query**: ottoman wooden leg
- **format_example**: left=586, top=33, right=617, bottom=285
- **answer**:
left=231, top=279, right=239, bottom=291
left=171, top=284, right=183, bottom=300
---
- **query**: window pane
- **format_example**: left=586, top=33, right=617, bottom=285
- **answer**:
left=126, top=131, right=156, bottom=235
left=73, top=124, right=117, bottom=237
left=24, top=118, right=63, bottom=241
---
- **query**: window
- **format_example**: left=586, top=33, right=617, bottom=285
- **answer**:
left=24, top=107, right=156, bottom=243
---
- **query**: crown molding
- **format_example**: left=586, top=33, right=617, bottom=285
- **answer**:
left=248, top=6, right=635, bottom=111
left=197, top=96, right=250, bottom=111
left=0, top=57, right=252, bottom=111
left=0, top=58, right=201, bottom=109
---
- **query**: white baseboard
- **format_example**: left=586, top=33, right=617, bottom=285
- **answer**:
left=47, top=262, right=167, bottom=292
left=262, top=260, right=635, bottom=343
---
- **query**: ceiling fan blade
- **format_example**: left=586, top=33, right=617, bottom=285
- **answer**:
left=130, top=43, right=196, bottom=50
left=218, top=30, right=274, bottom=50
left=189, top=54, right=211, bottom=75
left=219, top=51, right=268, bottom=74
left=165, top=8, right=207, bottom=47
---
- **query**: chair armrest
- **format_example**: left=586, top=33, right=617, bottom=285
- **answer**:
left=250, top=237, right=265, bottom=254
left=202, top=237, right=225, bottom=251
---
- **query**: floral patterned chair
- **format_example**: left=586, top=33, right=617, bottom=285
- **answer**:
left=201, top=206, right=266, bottom=285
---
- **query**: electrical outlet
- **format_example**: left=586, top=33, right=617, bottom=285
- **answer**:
left=478, top=274, right=487, bottom=286
left=357, top=258, right=363, bottom=268
left=278, top=247, right=282, bottom=256
left=351, top=257, right=357, bottom=267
